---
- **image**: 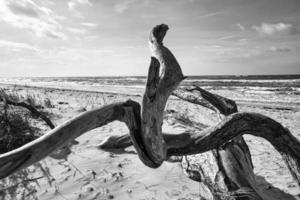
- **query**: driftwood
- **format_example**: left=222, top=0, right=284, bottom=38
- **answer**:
left=99, top=87, right=258, bottom=199
left=175, top=86, right=258, bottom=199
left=0, top=24, right=299, bottom=199
left=0, top=24, right=183, bottom=177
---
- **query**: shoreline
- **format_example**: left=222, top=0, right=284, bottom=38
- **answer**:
left=0, top=83, right=142, bottom=97
left=1, top=83, right=300, bottom=110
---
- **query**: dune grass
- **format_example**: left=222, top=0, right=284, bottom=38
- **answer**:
left=0, top=88, right=55, bottom=200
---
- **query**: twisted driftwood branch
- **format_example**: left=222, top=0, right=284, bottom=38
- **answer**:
left=100, top=86, right=259, bottom=199
left=0, top=100, right=134, bottom=178
left=0, top=24, right=184, bottom=177
left=99, top=111, right=300, bottom=187
left=0, top=25, right=299, bottom=200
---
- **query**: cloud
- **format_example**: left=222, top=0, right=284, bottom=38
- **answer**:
left=8, top=0, right=40, bottom=17
left=114, top=0, right=134, bottom=13
left=197, top=11, right=225, bottom=19
left=269, top=46, right=291, bottom=52
left=68, top=0, right=92, bottom=10
left=68, top=0, right=92, bottom=18
left=218, top=35, right=239, bottom=40
left=236, top=23, right=245, bottom=31
left=81, top=22, right=98, bottom=28
left=0, top=39, right=39, bottom=51
left=253, top=23, right=300, bottom=36
left=113, top=0, right=148, bottom=14
left=0, top=0, right=66, bottom=39
left=67, top=27, right=86, bottom=34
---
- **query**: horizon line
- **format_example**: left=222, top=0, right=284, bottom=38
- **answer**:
left=1, top=74, right=300, bottom=78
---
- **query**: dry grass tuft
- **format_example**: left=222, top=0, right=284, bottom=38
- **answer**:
left=0, top=107, right=38, bottom=153
left=0, top=88, right=55, bottom=200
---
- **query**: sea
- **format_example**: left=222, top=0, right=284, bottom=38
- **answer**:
left=0, top=75, right=300, bottom=106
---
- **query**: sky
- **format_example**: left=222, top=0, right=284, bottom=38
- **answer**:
left=0, top=0, right=300, bottom=77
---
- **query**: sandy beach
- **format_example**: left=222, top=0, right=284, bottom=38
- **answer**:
left=0, top=82, right=299, bottom=200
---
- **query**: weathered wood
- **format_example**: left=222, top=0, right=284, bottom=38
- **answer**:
left=167, top=112, right=300, bottom=185
left=141, top=24, right=185, bottom=166
left=100, top=87, right=261, bottom=199
left=172, top=88, right=217, bottom=112
left=179, top=87, right=259, bottom=199
left=99, top=111, right=300, bottom=193
left=0, top=24, right=185, bottom=177
left=0, top=100, right=141, bottom=178
left=187, top=85, right=238, bottom=115
left=99, top=113, right=300, bottom=187
left=115, top=109, right=300, bottom=184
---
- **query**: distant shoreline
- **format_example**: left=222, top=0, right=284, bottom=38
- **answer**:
left=0, top=83, right=140, bottom=97
left=1, top=74, right=300, bottom=80
left=1, top=75, right=300, bottom=88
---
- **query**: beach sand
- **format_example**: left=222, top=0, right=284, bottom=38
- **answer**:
left=0, top=83, right=300, bottom=200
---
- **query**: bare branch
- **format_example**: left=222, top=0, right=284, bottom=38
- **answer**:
left=0, top=100, right=141, bottom=179
left=172, top=88, right=217, bottom=113
left=187, top=85, right=238, bottom=115
left=168, top=112, right=300, bottom=185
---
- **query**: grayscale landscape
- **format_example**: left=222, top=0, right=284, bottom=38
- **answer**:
left=0, top=1, right=300, bottom=200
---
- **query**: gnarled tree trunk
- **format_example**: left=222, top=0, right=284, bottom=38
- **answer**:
left=0, top=24, right=299, bottom=200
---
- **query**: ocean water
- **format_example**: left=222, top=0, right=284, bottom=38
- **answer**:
left=0, top=75, right=300, bottom=106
